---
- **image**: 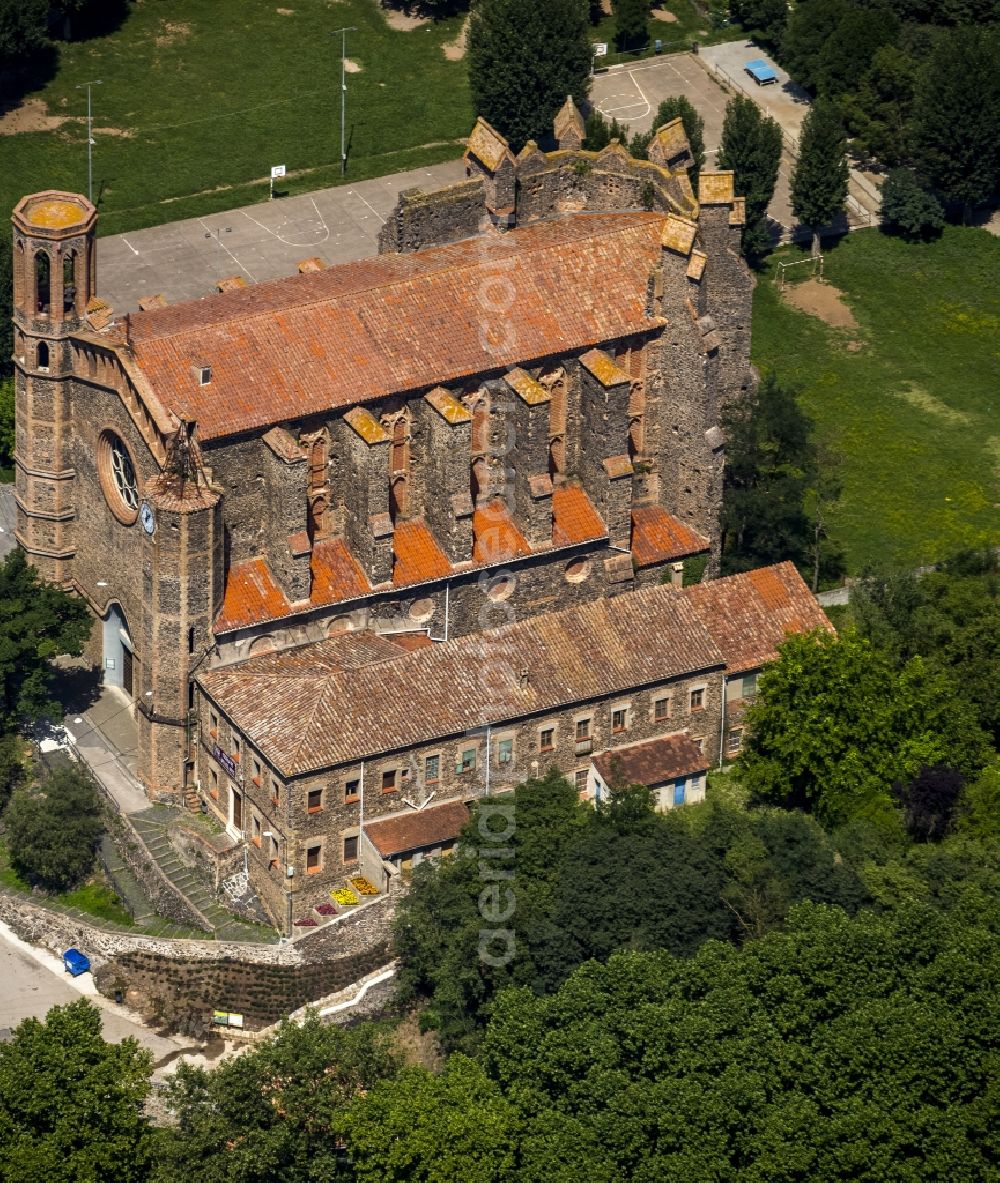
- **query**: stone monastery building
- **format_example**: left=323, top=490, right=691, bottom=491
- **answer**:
left=12, top=106, right=828, bottom=924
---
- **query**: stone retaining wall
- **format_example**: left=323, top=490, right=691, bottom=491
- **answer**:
left=0, top=891, right=395, bottom=1033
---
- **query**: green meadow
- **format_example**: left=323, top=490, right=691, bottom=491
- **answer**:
left=752, top=228, right=1000, bottom=574
left=1, top=0, right=473, bottom=235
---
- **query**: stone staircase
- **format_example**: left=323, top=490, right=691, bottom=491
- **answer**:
left=128, top=807, right=278, bottom=944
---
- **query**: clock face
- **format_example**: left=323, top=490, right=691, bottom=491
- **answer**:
left=139, top=502, right=156, bottom=535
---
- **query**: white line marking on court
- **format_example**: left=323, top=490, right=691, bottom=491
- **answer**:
left=239, top=196, right=331, bottom=247
left=198, top=218, right=256, bottom=281
left=348, top=190, right=386, bottom=225
left=626, top=69, right=652, bottom=121
left=121, top=236, right=140, bottom=256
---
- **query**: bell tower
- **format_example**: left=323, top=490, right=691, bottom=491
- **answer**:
left=11, top=191, right=97, bottom=583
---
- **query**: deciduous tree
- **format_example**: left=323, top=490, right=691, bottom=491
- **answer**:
left=739, top=630, right=991, bottom=826
left=468, top=0, right=591, bottom=152
left=0, top=548, right=91, bottom=732
left=5, top=762, right=104, bottom=891
left=791, top=99, right=850, bottom=256
left=0, top=999, right=153, bottom=1182
left=613, top=0, right=648, bottom=50
left=716, top=95, right=783, bottom=261
left=880, top=166, right=945, bottom=237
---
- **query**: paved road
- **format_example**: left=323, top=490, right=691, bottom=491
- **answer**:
left=96, top=159, right=468, bottom=315
left=0, top=921, right=186, bottom=1065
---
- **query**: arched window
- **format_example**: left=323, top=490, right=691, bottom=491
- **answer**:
left=63, top=251, right=77, bottom=314
left=35, top=252, right=50, bottom=314
left=471, top=456, right=487, bottom=505
left=37, top=342, right=49, bottom=370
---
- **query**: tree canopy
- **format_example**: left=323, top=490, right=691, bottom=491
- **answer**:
left=0, top=548, right=91, bottom=733
left=6, top=761, right=104, bottom=890
left=630, top=96, right=706, bottom=185
left=720, top=372, right=843, bottom=585
left=791, top=98, right=850, bottom=255
left=739, top=629, right=991, bottom=827
left=0, top=999, right=153, bottom=1183
left=716, top=95, right=783, bottom=261
left=468, top=0, right=591, bottom=152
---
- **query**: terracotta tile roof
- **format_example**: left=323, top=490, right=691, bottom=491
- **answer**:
left=552, top=484, right=607, bottom=547
left=699, top=171, right=736, bottom=205
left=344, top=406, right=388, bottom=445
left=126, top=213, right=667, bottom=440
left=199, top=581, right=725, bottom=776
left=387, top=632, right=434, bottom=652
left=393, top=519, right=452, bottom=586
left=683, top=561, right=834, bottom=675
left=473, top=499, right=531, bottom=564
left=553, top=95, right=585, bottom=143
left=504, top=367, right=549, bottom=406
left=216, top=557, right=293, bottom=632
left=213, top=487, right=608, bottom=634
left=661, top=214, right=698, bottom=257
left=593, top=731, right=708, bottom=788
left=365, top=800, right=470, bottom=858
left=312, top=538, right=371, bottom=606
left=425, top=387, right=471, bottom=424
left=631, top=506, right=709, bottom=567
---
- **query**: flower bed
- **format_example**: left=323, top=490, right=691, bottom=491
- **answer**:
left=331, top=887, right=359, bottom=906
left=350, top=875, right=379, bottom=897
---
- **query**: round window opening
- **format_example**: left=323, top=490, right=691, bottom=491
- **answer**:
left=409, top=596, right=435, bottom=623
left=564, top=557, right=591, bottom=584
left=486, top=575, right=515, bottom=602
left=98, top=431, right=139, bottom=524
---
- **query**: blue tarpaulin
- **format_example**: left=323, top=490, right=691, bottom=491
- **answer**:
left=745, top=59, right=778, bottom=84
left=62, top=948, right=91, bottom=977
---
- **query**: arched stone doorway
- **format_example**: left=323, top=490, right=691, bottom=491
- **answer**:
left=102, top=603, right=135, bottom=698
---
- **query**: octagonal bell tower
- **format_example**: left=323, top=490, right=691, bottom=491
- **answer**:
left=11, top=191, right=97, bottom=583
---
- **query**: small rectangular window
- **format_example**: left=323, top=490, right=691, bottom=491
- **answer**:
left=381, top=769, right=397, bottom=793
left=457, top=746, right=477, bottom=774
left=233, top=736, right=241, bottom=761
left=343, top=835, right=359, bottom=863
left=539, top=728, right=555, bottom=753
left=654, top=696, right=670, bottom=722
left=611, top=708, right=627, bottom=733
left=742, top=672, right=758, bottom=699
left=307, top=788, right=324, bottom=814
left=253, top=758, right=262, bottom=785
left=497, top=737, right=514, bottom=765
left=345, top=778, right=360, bottom=801
left=574, top=768, right=588, bottom=790
left=210, top=768, right=219, bottom=798
left=728, top=728, right=744, bottom=755
left=690, top=687, right=705, bottom=711
left=306, top=844, right=323, bottom=873
left=575, top=718, right=591, bottom=741
left=252, top=815, right=262, bottom=845
left=271, top=781, right=280, bottom=807
left=424, top=754, right=440, bottom=784
left=210, top=711, right=219, bottom=736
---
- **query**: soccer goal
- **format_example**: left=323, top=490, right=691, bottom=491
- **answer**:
left=776, top=255, right=824, bottom=289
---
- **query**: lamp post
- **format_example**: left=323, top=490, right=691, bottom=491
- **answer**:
left=331, top=27, right=356, bottom=177
left=75, top=79, right=102, bottom=203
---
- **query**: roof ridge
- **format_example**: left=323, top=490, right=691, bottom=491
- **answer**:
left=131, top=212, right=665, bottom=344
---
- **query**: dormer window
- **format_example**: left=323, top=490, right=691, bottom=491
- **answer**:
left=194, top=364, right=212, bottom=385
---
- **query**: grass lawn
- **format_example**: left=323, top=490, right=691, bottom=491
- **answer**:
left=0, top=839, right=134, bottom=926
left=752, top=227, right=1000, bottom=575
left=590, top=0, right=730, bottom=64
left=0, top=0, right=473, bottom=236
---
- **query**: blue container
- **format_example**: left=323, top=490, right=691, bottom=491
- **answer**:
left=62, top=948, right=91, bottom=977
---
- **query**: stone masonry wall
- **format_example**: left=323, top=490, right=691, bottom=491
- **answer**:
left=0, top=890, right=394, bottom=1031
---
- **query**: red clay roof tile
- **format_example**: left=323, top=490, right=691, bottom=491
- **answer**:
left=473, top=499, right=531, bottom=564
left=631, top=505, right=709, bottom=567
left=393, top=520, right=453, bottom=586
left=216, top=558, right=293, bottom=632
left=311, top=538, right=371, bottom=606
left=551, top=484, right=606, bottom=547
left=126, top=213, right=667, bottom=440
left=365, top=800, right=470, bottom=857
left=592, top=731, right=708, bottom=788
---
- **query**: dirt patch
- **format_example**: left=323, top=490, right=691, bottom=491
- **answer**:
left=780, top=277, right=859, bottom=330
left=653, top=7, right=679, bottom=21
left=344, top=58, right=362, bottom=73
left=443, top=14, right=469, bottom=61
left=276, top=7, right=294, bottom=13
left=0, top=98, right=131, bottom=138
left=155, top=21, right=191, bottom=47
left=377, top=2, right=430, bottom=31
left=391, top=1010, right=445, bottom=1072
left=0, top=98, right=69, bottom=135
left=894, top=383, right=972, bottom=427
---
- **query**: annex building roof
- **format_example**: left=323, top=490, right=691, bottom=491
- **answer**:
left=199, top=563, right=827, bottom=778
left=199, top=578, right=726, bottom=778
left=125, top=212, right=669, bottom=441
left=592, top=731, right=708, bottom=789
